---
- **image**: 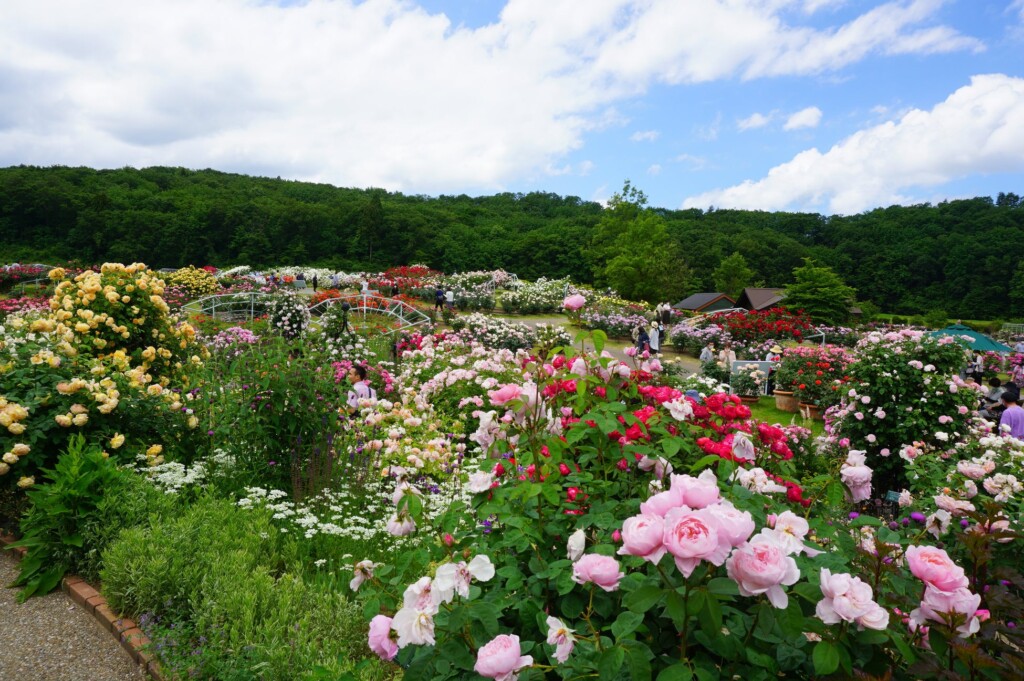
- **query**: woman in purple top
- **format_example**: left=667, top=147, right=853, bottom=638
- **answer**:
left=999, top=387, right=1024, bottom=439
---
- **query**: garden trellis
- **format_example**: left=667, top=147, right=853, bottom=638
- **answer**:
left=308, top=293, right=431, bottom=336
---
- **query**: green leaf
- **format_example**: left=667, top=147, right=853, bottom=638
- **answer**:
left=622, top=641, right=652, bottom=681
left=656, top=664, right=693, bottom=681
left=663, top=591, right=687, bottom=630
left=362, top=597, right=380, bottom=620
left=706, top=578, right=738, bottom=596
left=849, top=515, right=882, bottom=527
left=598, top=646, right=625, bottom=680
left=625, top=584, right=664, bottom=613
left=610, top=611, right=644, bottom=640
left=745, top=647, right=776, bottom=670
left=812, top=641, right=840, bottom=676
left=592, top=330, right=607, bottom=353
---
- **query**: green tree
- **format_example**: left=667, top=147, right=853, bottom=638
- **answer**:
left=712, top=252, right=754, bottom=298
left=602, top=213, right=690, bottom=303
left=783, top=259, right=857, bottom=324
left=1009, top=261, right=1024, bottom=318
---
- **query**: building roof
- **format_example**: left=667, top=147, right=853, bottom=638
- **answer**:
left=673, top=292, right=734, bottom=311
left=737, top=287, right=785, bottom=310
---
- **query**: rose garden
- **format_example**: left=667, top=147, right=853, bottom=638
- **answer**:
left=0, top=262, right=1021, bottom=680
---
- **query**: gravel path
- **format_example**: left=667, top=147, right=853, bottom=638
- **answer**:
left=0, top=552, right=147, bottom=681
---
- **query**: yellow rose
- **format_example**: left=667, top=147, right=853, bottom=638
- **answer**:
left=147, top=384, right=163, bottom=396
left=12, top=443, right=30, bottom=456
left=188, top=416, right=198, bottom=429
left=8, top=423, right=26, bottom=435
left=110, top=433, right=125, bottom=449
left=48, top=267, right=66, bottom=280
left=72, top=413, right=89, bottom=427
left=146, top=444, right=163, bottom=457
left=2, top=452, right=17, bottom=465
left=55, top=414, right=73, bottom=427
left=0, top=462, right=9, bottom=475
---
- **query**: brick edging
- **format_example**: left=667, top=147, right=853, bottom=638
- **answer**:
left=1, top=533, right=167, bottom=680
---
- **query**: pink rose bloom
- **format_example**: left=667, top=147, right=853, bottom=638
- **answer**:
left=624, top=346, right=638, bottom=357
left=731, top=432, right=756, bottom=463
left=816, top=568, right=889, bottom=630
left=618, top=513, right=667, bottom=564
left=668, top=469, right=721, bottom=509
left=760, top=511, right=819, bottom=556
left=934, top=494, right=975, bottom=516
left=562, top=294, right=586, bottom=311
left=387, top=512, right=416, bottom=536
left=662, top=507, right=731, bottom=577
left=710, top=501, right=756, bottom=548
left=571, top=554, right=624, bottom=592
left=958, top=405, right=969, bottom=414
left=725, top=534, right=800, bottom=608
left=367, top=615, right=398, bottom=660
left=474, top=634, right=534, bottom=680
left=639, top=487, right=684, bottom=517
left=545, top=616, right=576, bottom=663
left=956, top=461, right=987, bottom=480
left=488, top=384, right=522, bottom=406
left=910, top=586, right=982, bottom=638
left=569, top=357, right=588, bottom=377
left=905, top=545, right=969, bottom=593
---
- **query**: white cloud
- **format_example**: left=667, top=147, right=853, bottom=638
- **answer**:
left=784, top=106, right=823, bottom=130
left=0, top=0, right=982, bottom=193
left=675, top=154, right=707, bottom=170
left=630, top=130, right=660, bottom=142
left=682, top=74, right=1024, bottom=214
left=738, top=112, right=772, bottom=130
left=578, top=160, right=595, bottom=176
left=647, top=163, right=662, bottom=175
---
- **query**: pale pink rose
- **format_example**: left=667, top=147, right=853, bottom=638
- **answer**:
left=434, top=555, right=496, bottom=602
left=467, top=470, right=495, bottom=493
left=956, top=461, right=987, bottom=480
left=905, top=545, right=969, bottom=592
left=571, top=554, right=624, bottom=592
left=618, top=514, right=667, bottom=564
left=815, top=568, right=887, bottom=629
left=545, top=616, right=575, bottom=663
left=910, top=586, right=982, bottom=638
left=403, top=576, right=440, bottom=613
left=488, top=384, right=522, bottom=406
left=731, top=432, right=756, bottom=463
left=668, top=469, right=720, bottom=509
left=638, top=455, right=673, bottom=479
left=958, top=405, right=969, bottom=415
left=563, top=294, right=586, bottom=311
left=857, top=605, right=891, bottom=631
left=350, top=559, right=378, bottom=591
left=934, top=494, right=975, bottom=516
left=624, top=346, right=638, bottom=357
left=711, top=501, right=756, bottom=548
left=391, top=606, right=435, bottom=647
left=387, top=512, right=416, bottom=536
left=639, top=487, right=684, bottom=517
left=925, top=510, right=952, bottom=539
left=897, top=489, right=912, bottom=507
left=368, top=615, right=398, bottom=660
left=569, top=357, right=588, bottom=377
left=760, top=511, right=819, bottom=556
left=725, top=534, right=800, bottom=608
left=662, top=507, right=731, bottom=578
left=866, top=434, right=876, bottom=443
left=474, top=634, right=533, bottom=680
left=566, top=529, right=586, bottom=561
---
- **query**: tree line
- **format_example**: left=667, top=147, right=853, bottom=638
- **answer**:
left=1, top=165, right=1022, bottom=318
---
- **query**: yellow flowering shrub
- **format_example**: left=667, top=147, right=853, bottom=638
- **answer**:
left=168, top=266, right=220, bottom=299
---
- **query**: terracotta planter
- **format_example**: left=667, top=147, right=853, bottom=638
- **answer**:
left=773, top=390, right=799, bottom=413
left=738, top=395, right=762, bottom=405
left=799, top=402, right=823, bottom=421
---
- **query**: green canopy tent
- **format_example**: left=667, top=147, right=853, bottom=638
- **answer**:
left=928, top=323, right=1012, bottom=353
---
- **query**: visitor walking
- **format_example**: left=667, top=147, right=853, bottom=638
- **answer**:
left=346, top=365, right=377, bottom=412
left=648, top=322, right=661, bottom=355
left=445, top=288, right=455, bottom=311
left=635, top=325, right=650, bottom=354
left=435, top=286, right=445, bottom=312
left=999, top=386, right=1024, bottom=439
left=699, top=343, right=715, bottom=363
left=718, top=344, right=736, bottom=371
left=311, top=273, right=318, bottom=292
left=764, top=344, right=783, bottom=394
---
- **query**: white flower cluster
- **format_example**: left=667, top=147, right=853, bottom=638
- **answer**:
left=498, top=277, right=573, bottom=314
left=140, top=450, right=236, bottom=494
left=267, top=293, right=311, bottom=339
left=452, top=313, right=536, bottom=351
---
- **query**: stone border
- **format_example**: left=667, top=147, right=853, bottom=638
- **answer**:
left=0, top=533, right=166, bottom=681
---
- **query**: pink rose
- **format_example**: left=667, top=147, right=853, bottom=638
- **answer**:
left=668, top=470, right=720, bottom=509
left=368, top=615, right=398, bottom=660
left=905, top=545, right=969, bottom=593
left=571, top=554, right=624, bottom=592
left=910, top=586, right=982, bottom=638
left=725, top=535, right=800, bottom=608
left=662, top=507, right=731, bottom=578
left=956, top=461, right=986, bottom=480
left=815, top=568, right=889, bottom=630
left=474, top=634, right=534, bottom=680
left=710, top=501, right=755, bottom=548
left=488, top=384, right=522, bottom=406
left=617, top=514, right=666, bottom=564
left=562, top=294, right=586, bottom=311
left=639, top=487, right=684, bottom=517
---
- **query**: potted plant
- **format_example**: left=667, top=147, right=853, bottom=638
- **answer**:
left=772, top=351, right=801, bottom=412
left=730, top=363, right=766, bottom=403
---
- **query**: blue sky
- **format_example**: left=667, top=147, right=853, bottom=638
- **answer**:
left=0, top=0, right=1022, bottom=214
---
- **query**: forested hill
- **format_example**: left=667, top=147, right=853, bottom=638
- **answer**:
left=1, top=165, right=1023, bottom=318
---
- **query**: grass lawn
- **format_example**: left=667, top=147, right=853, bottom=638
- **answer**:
left=748, top=400, right=826, bottom=438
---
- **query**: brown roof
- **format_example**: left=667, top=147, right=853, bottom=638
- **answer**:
left=673, top=292, right=735, bottom=311
left=737, top=287, right=785, bottom=310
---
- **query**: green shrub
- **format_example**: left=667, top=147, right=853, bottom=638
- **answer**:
left=100, top=495, right=384, bottom=679
left=10, top=435, right=174, bottom=598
